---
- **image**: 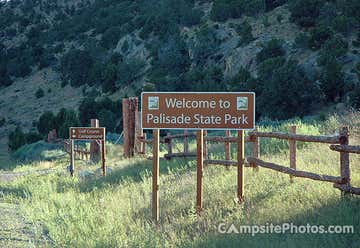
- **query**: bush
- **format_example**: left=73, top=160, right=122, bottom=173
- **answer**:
left=8, top=127, right=27, bottom=151
left=257, top=60, right=321, bottom=119
left=37, top=111, right=56, bottom=136
left=25, top=132, right=43, bottom=143
left=35, top=88, right=45, bottom=98
left=0, top=117, right=5, bottom=127
left=101, top=26, right=122, bottom=49
left=60, top=49, right=94, bottom=87
left=308, top=25, right=332, bottom=50
left=289, top=0, right=324, bottom=27
left=228, top=67, right=255, bottom=91
left=235, top=21, right=254, bottom=45
left=294, top=32, right=310, bottom=49
left=256, top=39, right=285, bottom=64
left=319, top=60, right=344, bottom=102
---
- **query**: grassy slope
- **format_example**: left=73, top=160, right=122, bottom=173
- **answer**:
left=0, top=118, right=359, bottom=247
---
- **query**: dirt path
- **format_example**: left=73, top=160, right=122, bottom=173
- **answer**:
left=0, top=202, right=38, bottom=248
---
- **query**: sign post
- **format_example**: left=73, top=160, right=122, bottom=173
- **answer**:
left=141, top=92, right=255, bottom=220
left=69, top=127, right=106, bottom=177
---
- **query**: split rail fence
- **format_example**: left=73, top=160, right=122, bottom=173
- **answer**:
left=137, top=126, right=360, bottom=195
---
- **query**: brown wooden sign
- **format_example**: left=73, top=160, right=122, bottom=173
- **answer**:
left=70, top=127, right=105, bottom=140
left=141, top=92, right=255, bottom=130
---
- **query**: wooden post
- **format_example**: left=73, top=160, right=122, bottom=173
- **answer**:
left=250, top=127, right=259, bottom=171
left=143, top=133, right=147, bottom=154
left=123, top=98, right=138, bottom=158
left=90, top=119, right=100, bottom=162
left=184, top=130, right=189, bottom=153
left=70, top=139, right=74, bottom=177
left=196, top=130, right=204, bottom=215
left=135, top=111, right=144, bottom=154
left=225, top=130, right=231, bottom=170
left=166, top=132, right=172, bottom=160
left=289, top=125, right=296, bottom=183
left=152, top=129, right=160, bottom=222
left=203, top=130, right=208, bottom=159
left=123, top=99, right=130, bottom=158
left=101, top=139, right=106, bottom=176
left=339, top=127, right=350, bottom=186
left=237, top=130, right=245, bottom=203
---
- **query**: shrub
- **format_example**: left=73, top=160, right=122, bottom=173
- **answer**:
left=308, top=25, right=332, bottom=50
left=228, top=67, right=255, bottom=91
left=37, top=111, right=56, bottom=136
left=294, top=32, right=310, bottom=49
left=60, top=49, right=94, bottom=87
left=25, top=132, right=43, bottom=143
left=319, top=60, right=344, bottom=102
left=101, top=26, right=122, bottom=49
left=257, top=60, right=321, bottom=119
left=0, top=117, right=5, bottom=127
left=256, top=39, right=285, bottom=64
left=235, top=21, right=254, bottom=45
left=8, top=127, right=27, bottom=151
left=35, top=88, right=45, bottom=98
left=289, top=0, right=324, bottom=27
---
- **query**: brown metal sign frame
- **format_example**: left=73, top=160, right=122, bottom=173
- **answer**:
left=141, top=92, right=255, bottom=130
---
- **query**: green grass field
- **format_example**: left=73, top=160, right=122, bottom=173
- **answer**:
left=0, top=115, right=359, bottom=247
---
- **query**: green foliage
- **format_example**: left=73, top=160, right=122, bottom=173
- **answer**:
left=60, top=49, right=94, bottom=87
left=317, top=35, right=348, bottom=66
left=57, top=109, right=80, bottom=139
left=256, top=39, right=285, bottom=64
left=308, top=25, right=333, bottom=50
left=78, top=97, right=122, bottom=132
left=25, top=132, right=43, bottom=144
left=228, top=67, right=255, bottom=91
left=8, top=127, right=27, bottom=151
left=0, top=117, right=5, bottom=127
left=37, top=111, right=56, bottom=136
left=210, top=0, right=266, bottom=22
left=294, top=32, right=310, bottom=49
left=235, top=21, right=254, bottom=45
left=100, top=26, right=123, bottom=49
left=289, top=0, right=324, bottom=27
left=257, top=60, right=321, bottom=119
left=319, top=60, right=344, bottom=102
left=35, top=88, right=45, bottom=98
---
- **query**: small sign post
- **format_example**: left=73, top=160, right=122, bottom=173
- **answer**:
left=69, top=127, right=106, bottom=177
left=141, top=92, right=255, bottom=220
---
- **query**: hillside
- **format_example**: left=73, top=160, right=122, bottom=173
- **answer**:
left=0, top=0, right=360, bottom=156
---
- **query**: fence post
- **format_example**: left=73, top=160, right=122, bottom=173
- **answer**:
left=289, top=125, right=297, bottom=183
left=101, top=138, right=106, bottom=176
left=237, top=130, right=245, bottom=203
left=166, top=132, right=172, bottom=160
left=123, top=99, right=130, bottom=158
left=250, top=127, right=259, bottom=171
left=203, top=130, right=208, bottom=160
left=196, top=130, right=204, bottom=215
left=225, top=130, right=231, bottom=170
left=143, top=133, right=147, bottom=154
left=184, top=130, right=189, bottom=153
left=135, top=110, right=143, bottom=154
left=152, top=129, right=160, bottom=222
left=339, top=127, right=350, bottom=187
left=90, top=119, right=100, bottom=162
left=70, top=139, right=74, bottom=177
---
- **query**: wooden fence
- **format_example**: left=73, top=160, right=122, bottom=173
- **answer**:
left=137, top=126, right=359, bottom=195
left=63, top=140, right=90, bottom=160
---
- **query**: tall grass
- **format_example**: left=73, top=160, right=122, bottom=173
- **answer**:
left=1, top=116, right=359, bottom=247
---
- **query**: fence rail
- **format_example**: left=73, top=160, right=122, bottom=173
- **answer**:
left=137, top=126, right=359, bottom=195
left=63, top=140, right=90, bottom=160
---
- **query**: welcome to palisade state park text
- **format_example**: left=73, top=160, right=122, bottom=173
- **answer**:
left=145, top=97, right=249, bottom=125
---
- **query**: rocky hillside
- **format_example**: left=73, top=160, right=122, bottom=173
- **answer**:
left=0, top=0, right=359, bottom=150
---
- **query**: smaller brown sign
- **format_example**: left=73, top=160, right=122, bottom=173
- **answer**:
left=70, top=127, right=105, bottom=140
